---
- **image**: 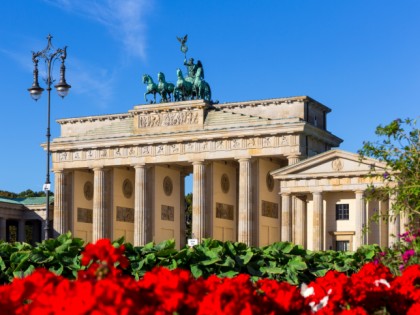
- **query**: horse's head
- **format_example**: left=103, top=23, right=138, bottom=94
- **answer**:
left=157, top=72, right=165, bottom=82
left=176, top=68, right=183, bottom=78
left=142, top=74, right=150, bottom=84
left=195, top=67, right=202, bottom=77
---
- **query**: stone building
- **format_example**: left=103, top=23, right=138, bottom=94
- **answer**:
left=0, top=197, right=50, bottom=243
left=1, top=96, right=402, bottom=249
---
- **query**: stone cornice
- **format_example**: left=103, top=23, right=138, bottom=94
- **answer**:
left=51, top=132, right=302, bottom=168
left=57, top=113, right=133, bottom=125
left=214, top=96, right=332, bottom=113
left=275, top=171, right=385, bottom=181
left=50, top=122, right=307, bottom=151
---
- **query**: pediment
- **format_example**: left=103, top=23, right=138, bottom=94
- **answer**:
left=272, top=150, right=387, bottom=179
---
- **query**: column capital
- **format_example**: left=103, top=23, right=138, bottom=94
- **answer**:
left=355, top=190, right=365, bottom=198
left=191, top=160, right=205, bottom=166
left=287, top=155, right=302, bottom=165
left=92, top=166, right=104, bottom=172
left=237, top=156, right=252, bottom=162
left=311, top=191, right=323, bottom=196
left=132, top=163, right=146, bottom=169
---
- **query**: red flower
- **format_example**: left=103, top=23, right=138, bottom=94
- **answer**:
left=79, top=239, right=129, bottom=280
left=257, top=278, right=308, bottom=314
left=303, top=270, right=349, bottom=314
left=198, top=274, right=260, bottom=315
left=389, top=264, right=420, bottom=313
left=346, top=262, right=393, bottom=313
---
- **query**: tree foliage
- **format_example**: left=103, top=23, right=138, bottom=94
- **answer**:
left=185, top=193, right=192, bottom=239
left=0, top=189, right=51, bottom=199
left=358, top=118, right=420, bottom=219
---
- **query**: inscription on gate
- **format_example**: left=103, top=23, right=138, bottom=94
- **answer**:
left=77, top=208, right=93, bottom=223
left=216, top=203, right=234, bottom=220
left=161, top=205, right=175, bottom=221
left=116, top=207, right=134, bottom=223
left=261, top=201, right=279, bottom=219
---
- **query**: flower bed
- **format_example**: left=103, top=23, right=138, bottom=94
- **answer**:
left=0, top=239, right=419, bottom=314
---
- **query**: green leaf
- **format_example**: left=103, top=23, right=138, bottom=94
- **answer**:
left=288, top=257, right=308, bottom=271
left=23, top=265, right=35, bottom=277
left=0, top=257, right=6, bottom=271
left=218, top=270, right=238, bottom=278
left=200, top=257, right=221, bottom=266
left=190, top=265, right=203, bottom=278
left=49, top=264, right=64, bottom=275
left=260, top=266, right=284, bottom=274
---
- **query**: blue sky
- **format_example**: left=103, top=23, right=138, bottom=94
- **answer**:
left=0, top=0, right=419, bottom=194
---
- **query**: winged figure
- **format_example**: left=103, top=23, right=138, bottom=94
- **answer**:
left=177, top=34, right=188, bottom=45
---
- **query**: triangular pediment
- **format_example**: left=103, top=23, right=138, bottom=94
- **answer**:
left=272, top=150, right=387, bottom=179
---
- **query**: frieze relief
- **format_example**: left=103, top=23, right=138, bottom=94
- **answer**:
left=138, top=110, right=199, bottom=128
left=141, top=146, right=151, bottom=155
left=54, top=135, right=293, bottom=163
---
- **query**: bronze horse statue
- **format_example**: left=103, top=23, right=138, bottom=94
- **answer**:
left=193, top=66, right=211, bottom=101
left=142, top=74, right=158, bottom=103
left=175, top=68, right=194, bottom=101
left=157, top=72, right=175, bottom=102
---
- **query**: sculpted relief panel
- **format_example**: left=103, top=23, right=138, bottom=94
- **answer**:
left=138, top=110, right=199, bottom=128
left=54, top=134, right=295, bottom=164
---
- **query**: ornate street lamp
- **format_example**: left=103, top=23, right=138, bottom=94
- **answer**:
left=28, top=34, right=71, bottom=240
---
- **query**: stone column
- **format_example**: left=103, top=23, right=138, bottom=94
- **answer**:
left=134, top=164, right=148, bottom=246
left=378, top=200, right=389, bottom=247
left=192, top=161, right=206, bottom=242
left=354, top=191, right=366, bottom=249
left=238, top=158, right=252, bottom=245
left=281, top=192, right=292, bottom=242
left=294, top=196, right=306, bottom=246
left=399, top=212, right=409, bottom=235
left=388, top=194, right=399, bottom=246
left=312, top=191, right=323, bottom=250
left=53, top=170, right=67, bottom=237
left=93, top=167, right=107, bottom=242
left=0, top=218, right=6, bottom=241
left=18, top=220, right=26, bottom=242
left=179, top=171, right=187, bottom=248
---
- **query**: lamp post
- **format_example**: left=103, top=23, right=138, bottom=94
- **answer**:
left=28, top=34, right=71, bottom=240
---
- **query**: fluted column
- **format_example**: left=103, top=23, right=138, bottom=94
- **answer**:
left=93, top=167, right=107, bottom=242
left=354, top=191, right=366, bottom=249
left=294, top=196, right=306, bottom=246
left=134, top=164, right=147, bottom=246
left=281, top=192, right=292, bottom=242
left=388, top=194, right=399, bottom=246
left=192, top=161, right=206, bottom=242
left=238, top=158, right=252, bottom=245
left=18, top=220, right=26, bottom=242
left=312, top=191, right=323, bottom=250
left=179, top=171, right=187, bottom=248
left=0, top=218, right=6, bottom=241
left=53, top=170, right=67, bottom=237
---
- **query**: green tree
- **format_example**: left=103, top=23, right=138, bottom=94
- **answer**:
left=0, top=189, right=53, bottom=199
left=358, top=118, right=420, bottom=221
left=185, top=193, right=192, bottom=238
left=0, top=190, right=17, bottom=198
left=16, top=189, right=48, bottom=198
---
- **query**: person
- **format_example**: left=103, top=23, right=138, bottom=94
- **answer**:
left=184, top=58, right=196, bottom=78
